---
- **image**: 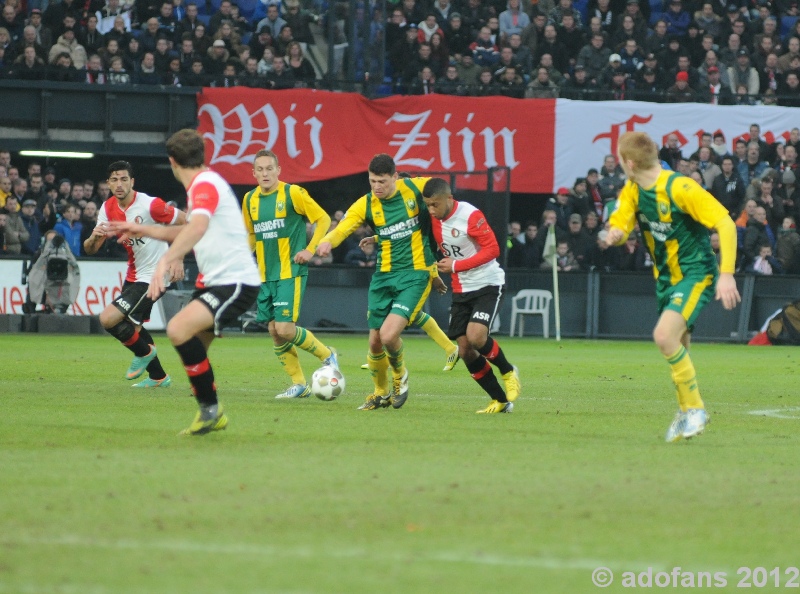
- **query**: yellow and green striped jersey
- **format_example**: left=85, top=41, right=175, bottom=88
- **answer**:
left=242, top=181, right=331, bottom=282
left=609, top=170, right=730, bottom=285
left=322, top=177, right=435, bottom=273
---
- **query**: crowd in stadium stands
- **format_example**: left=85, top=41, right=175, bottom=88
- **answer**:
left=0, top=150, right=127, bottom=258
left=2, top=0, right=800, bottom=270
left=2, top=121, right=800, bottom=276
left=0, top=0, right=799, bottom=101
left=506, top=123, right=800, bottom=274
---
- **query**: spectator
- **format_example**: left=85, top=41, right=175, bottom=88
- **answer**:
left=48, top=25, right=87, bottom=69
left=46, top=51, right=81, bottom=81
left=565, top=213, right=593, bottom=268
left=256, top=46, right=275, bottom=76
left=134, top=51, right=161, bottom=84
left=541, top=239, right=579, bottom=271
left=10, top=45, right=46, bottom=79
left=236, top=55, right=262, bottom=88
left=561, top=63, right=598, bottom=98
left=498, top=0, right=529, bottom=42
left=138, top=18, right=161, bottom=53
left=15, top=25, right=48, bottom=62
left=544, top=187, right=575, bottom=231
left=210, top=59, right=238, bottom=87
left=106, top=54, right=131, bottom=83
left=27, top=9, right=52, bottom=52
left=152, top=36, right=176, bottom=73
left=156, top=0, right=178, bottom=41
left=409, top=64, right=436, bottom=94
left=283, top=0, right=318, bottom=48
left=266, top=54, right=295, bottom=89
left=598, top=154, right=625, bottom=201
left=455, top=51, right=480, bottom=85
left=445, top=13, right=471, bottom=57
left=80, top=15, right=105, bottom=55
left=53, top=203, right=82, bottom=256
left=403, top=41, right=436, bottom=83
left=124, top=37, right=143, bottom=71
left=204, top=38, right=229, bottom=75
left=470, top=25, right=499, bottom=67
left=284, top=40, right=315, bottom=87
left=727, top=48, right=759, bottom=96
left=255, top=3, right=285, bottom=40
left=700, top=65, right=734, bottom=104
left=82, top=53, right=107, bottom=83
left=525, top=66, right=559, bottom=97
left=435, top=63, right=467, bottom=95
left=474, top=65, right=501, bottom=95
left=738, top=142, right=769, bottom=186
left=661, top=0, right=692, bottom=37
left=570, top=177, right=592, bottom=218
left=19, top=198, right=45, bottom=254
left=776, top=216, right=800, bottom=273
left=697, top=146, right=722, bottom=187
left=666, top=70, right=698, bottom=102
left=2, top=195, right=29, bottom=253
left=104, top=15, right=132, bottom=49
left=213, top=20, right=242, bottom=55
left=748, top=243, right=782, bottom=274
left=177, top=2, right=200, bottom=39
left=577, top=33, right=611, bottom=84
left=711, top=156, right=745, bottom=216
left=192, top=22, right=211, bottom=56
left=79, top=200, right=99, bottom=252
left=417, top=13, right=443, bottom=43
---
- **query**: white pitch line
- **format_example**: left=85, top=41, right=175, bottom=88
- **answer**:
left=747, top=407, right=800, bottom=419
left=4, top=534, right=661, bottom=573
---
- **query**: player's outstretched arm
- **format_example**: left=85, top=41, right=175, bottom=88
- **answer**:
left=147, top=215, right=209, bottom=300
left=109, top=220, right=185, bottom=244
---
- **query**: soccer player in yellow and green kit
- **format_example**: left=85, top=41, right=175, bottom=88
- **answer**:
left=605, top=132, right=741, bottom=442
left=243, top=149, right=339, bottom=399
left=317, top=154, right=446, bottom=410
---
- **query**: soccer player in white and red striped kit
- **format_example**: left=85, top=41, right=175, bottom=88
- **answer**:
left=422, top=177, right=521, bottom=413
left=84, top=161, right=187, bottom=388
left=111, top=130, right=260, bottom=435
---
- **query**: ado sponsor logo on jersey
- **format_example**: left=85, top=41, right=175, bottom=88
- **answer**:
left=254, top=218, right=286, bottom=239
left=379, top=216, right=419, bottom=241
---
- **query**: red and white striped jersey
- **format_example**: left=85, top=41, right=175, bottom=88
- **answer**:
left=98, top=191, right=179, bottom=283
left=187, top=170, right=260, bottom=288
left=430, top=200, right=505, bottom=293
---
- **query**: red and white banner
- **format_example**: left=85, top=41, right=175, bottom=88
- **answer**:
left=554, top=101, right=800, bottom=190
left=197, top=88, right=555, bottom=193
left=197, top=90, right=800, bottom=194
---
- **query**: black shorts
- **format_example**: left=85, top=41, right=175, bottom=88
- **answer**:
left=192, top=283, right=259, bottom=336
left=113, top=281, right=156, bottom=326
left=447, top=285, right=504, bottom=340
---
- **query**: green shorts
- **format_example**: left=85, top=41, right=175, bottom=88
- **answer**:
left=657, top=274, right=716, bottom=332
left=257, top=276, right=306, bottom=323
left=367, top=270, right=431, bottom=330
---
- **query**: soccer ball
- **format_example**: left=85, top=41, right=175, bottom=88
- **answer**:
left=311, top=366, right=345, bottom=401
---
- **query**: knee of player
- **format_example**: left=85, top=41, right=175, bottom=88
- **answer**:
left=465, top=327, right=489, bottom=351
left=98, top=306, right=120, bottom=329
left=652, top=325, right=673, bottom=350
left=273, top=323, right=296, bottom=342
left=166, top=319, right=189, bottom=345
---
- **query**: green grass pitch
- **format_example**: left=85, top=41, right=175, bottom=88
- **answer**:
left=2, top=333, right=799, bottom=593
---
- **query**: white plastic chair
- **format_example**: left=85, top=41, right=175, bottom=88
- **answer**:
left=509, top=289, right=553, bottom=338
